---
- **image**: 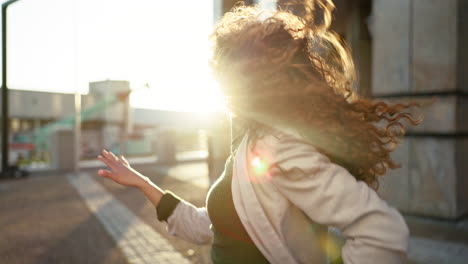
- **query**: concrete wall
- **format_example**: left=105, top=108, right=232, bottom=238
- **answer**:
left=9, top=90, right=76, bottom=119
left=372, top=0, right=411, bottom=96
left=459, top=0, right=468, bottom=93
left=49, top=129, right=75, bottom=170
left=412, top=0, right=458, bottom=93
left=89, top=80, right=130, bottom=123
left=374, top=0, right=467, bottom=219
left=155, top=130, right=177, bottom=165
left=9, top=89, right=98, bottom=120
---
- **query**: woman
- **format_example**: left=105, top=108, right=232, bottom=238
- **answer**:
left=97, top=1, right=421, bottom=263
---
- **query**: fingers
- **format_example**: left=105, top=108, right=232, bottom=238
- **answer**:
left=102, top=149, right=118, bottom=162
left=98, top=169, right=114, bottom=178
left=120, top=155, right=129, bottom=165
left=98, top=155, right=113, bottom=168
left=98, top=149, right=128, bottom=171
left=98, top=154, right=117, bottom=170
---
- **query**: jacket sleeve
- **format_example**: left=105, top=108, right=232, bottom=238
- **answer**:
left=267, top=136, right=409, bottom=264
left=156, top=192, right=213, bottom=245
left=166, top=201, right=213, bottom=245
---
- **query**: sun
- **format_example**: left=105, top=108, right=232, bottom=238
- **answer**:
left=130, top=76, right=225, bottom=113
left=123, top=0, right=223, bottom=113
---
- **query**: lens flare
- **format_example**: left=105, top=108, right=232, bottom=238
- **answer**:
left=251, top=156, right=268, bottom=174
left=318, top=231, right=343, bottom=262
left=248, top=155, right=272, bottom=183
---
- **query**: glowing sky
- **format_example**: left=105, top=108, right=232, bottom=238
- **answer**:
left=1, top=0, right=224, bottom=112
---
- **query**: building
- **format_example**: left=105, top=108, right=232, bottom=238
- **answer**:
left=364, top=0, right=467, bottom=220
left=7, top=80, right=218, bottom=170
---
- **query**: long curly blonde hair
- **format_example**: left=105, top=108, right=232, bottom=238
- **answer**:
left=210, top=0, right=421, bottom=189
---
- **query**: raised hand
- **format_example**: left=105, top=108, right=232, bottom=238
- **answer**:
left=97, top=149, right=148, bottom=188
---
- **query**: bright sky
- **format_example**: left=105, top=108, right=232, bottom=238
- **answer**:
left=1, top=0, right=225, bottom=112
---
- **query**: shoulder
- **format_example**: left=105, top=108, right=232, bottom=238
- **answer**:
left=248, top=128, right=331, bottom=174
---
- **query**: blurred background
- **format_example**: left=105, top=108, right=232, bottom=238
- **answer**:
left=0, top=0, right=467, bottom=263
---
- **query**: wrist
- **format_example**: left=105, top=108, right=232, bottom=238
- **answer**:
left=138, top=177, right=165, bottom=207
left=137, top=176, right=152, bottom=190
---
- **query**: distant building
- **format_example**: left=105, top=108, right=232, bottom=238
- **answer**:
left=7, top=80, right=217, bottom=168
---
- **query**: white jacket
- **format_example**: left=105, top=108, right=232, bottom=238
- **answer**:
left=162, top=129, right=409, bottom=264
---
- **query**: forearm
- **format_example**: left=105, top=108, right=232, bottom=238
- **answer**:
left=138, top=177, right=165, bottom=208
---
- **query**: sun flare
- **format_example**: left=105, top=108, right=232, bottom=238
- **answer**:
left=130, top=76, right=225, bottom=113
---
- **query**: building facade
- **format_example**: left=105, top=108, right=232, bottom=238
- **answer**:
left=7, top=80, right=215, bottom=170
left=371, top=0, right=467, bottom=220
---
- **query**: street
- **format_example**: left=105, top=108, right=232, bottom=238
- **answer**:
left=1, top=160, right=468, bottom=264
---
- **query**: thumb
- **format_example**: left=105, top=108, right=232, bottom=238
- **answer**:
left=98, top=169, right=113, bottom=178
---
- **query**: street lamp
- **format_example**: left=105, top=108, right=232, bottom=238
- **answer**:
left=1, top=0, right=20, bottom=178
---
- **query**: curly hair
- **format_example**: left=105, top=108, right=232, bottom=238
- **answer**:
left=210, top=0, right=421, bottom=189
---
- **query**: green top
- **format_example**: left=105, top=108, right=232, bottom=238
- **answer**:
left=206, top=153, right=269, bottom=264
left=157, top=155, right=269, bottom=263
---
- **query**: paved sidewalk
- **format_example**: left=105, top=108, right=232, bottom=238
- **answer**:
left=0, top=174, right=128, bottom=264
left=0, top=165, right=211, bottom=264
left=153, top=162, right=210, bottom=189
left=91, top=165, right=212, bottom=264
left=2, top=161, right=468, bottom=264
left=68, top=172, right=190, bottom=264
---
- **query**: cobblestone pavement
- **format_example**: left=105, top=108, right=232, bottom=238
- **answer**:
left=91, top=165, right=211, bottom=264
left=68, top=172, right=191, bottom=264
